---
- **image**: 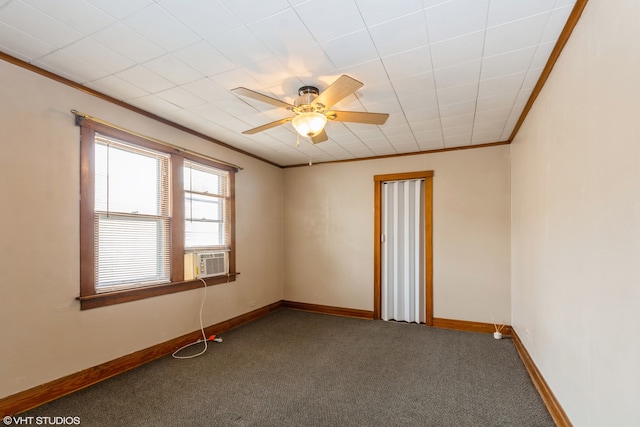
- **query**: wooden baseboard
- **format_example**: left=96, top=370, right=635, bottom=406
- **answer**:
left=281, top=300, right=374, bottom=320
left=432, top=317, right=512, bottom=335
left=511, top=329, right=573, bottom=427
left=0, top=301, right=282, bottom=416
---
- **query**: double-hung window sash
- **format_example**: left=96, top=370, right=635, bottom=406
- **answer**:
left=183, top=160, right=230, bottom=252
left=94, top=134, right=171, bottom=292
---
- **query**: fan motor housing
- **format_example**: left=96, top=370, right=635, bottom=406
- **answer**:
left=295, top=86, right=322, bottom=110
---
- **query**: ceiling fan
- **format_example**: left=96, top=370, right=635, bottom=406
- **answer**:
left=232, top=75, right=389, bottom=144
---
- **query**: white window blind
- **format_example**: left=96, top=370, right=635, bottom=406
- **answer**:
left=94, top=134, right=171, bottom=291
left=184, top=160, right=230, bottom=251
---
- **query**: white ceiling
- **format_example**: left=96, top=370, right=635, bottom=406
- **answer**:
left=0, top=0, right=577, bottom=166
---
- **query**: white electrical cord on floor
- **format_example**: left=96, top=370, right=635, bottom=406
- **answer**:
left=172, top=278, right=216, bottom=359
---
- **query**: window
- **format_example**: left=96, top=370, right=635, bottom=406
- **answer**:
left=78, top=117, right=237, bottom=310
left=94, top=136, right=171, bottom=291
left=184, top=161, right=230, bottom=251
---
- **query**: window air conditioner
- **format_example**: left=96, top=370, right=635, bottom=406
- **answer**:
left=194, top=252, right=228, bottom=279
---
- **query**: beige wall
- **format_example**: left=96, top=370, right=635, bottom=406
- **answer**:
left=283, top=146, right=511, bottom=324
left=0, top=60, right=283, bottom=399
left=510, top=0, right=640, bottom=425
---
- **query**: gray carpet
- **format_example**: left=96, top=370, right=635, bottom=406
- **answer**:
left=23, top=309, right=554, bottom=426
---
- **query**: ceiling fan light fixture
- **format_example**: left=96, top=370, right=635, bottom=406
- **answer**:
left=291, top=112, right=327, bottom=138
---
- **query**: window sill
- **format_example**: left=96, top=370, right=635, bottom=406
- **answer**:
left=77, top=273, right=239, bottom=310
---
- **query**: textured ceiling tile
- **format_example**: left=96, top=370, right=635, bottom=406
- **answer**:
left=409, top=118, right=442, bottom=133
left=474, top=107, right=513, bottom=123
left=405, top=106, right=441, bottom=123
left=436, top=82, right=479, bottom=105
left=438, top=100, right=477, bottom=117
left=64, top=37, right=135, bottom=75
left=261, top=126, right=296, bottom=141
left=331, top=94, right=362, bottom=111
left=216, top=99, right=276, bottom=126
left=434, top=60, right=481, bottom=90
left=394, top=143, right=421, bottom=154
left=398, top=92, right=439, bottom=115
left=487, top=0, right=556, bottom=27
left=478, top=72, right=526, bottom=98
left=144, top=54, right=204, bottom=85
left=92, top=22, right=165, bottom=63
left=476, top=91, right=519, bottom=112
left=208, top=26, right=273, bottom=66
left=127, top=94, right=183, bottom=114
left=473, top=117, right=508, bottom=131
left=484, top=12, right=550, bottom=57
left=423, top=0, right=449, bottom=7
left=320, top=29, right=378, bottom=69
left=181, top=78, right=232, bottom=103
left=188, top=103, right=226, bottom=120
left=219, top=0, right=290, bottom=25
left=0, top=21, right=55, bottom=60
left=240, top=56, right=293, bottom=88
left=554, top=0, right=577, bottom=7
left=530, top=41, right=556, bottom=69
left=294, top=0, right=365, bottom=43
left=471, top=129, right=504, bottom=144
left=355, top=0, right=423, bottom=26
left=360, top=98, right=404, bottom=117
left=158, top=0, right=242, bottom=39
left=87, top=0, right=154, bottom=20
left=381, top=125, right=415, bottom=139
left=116, top=65, right=175, bottom=93
left=35, top=50, right=107, bottom=83
left=85, top=74, right=149, bottom=100
left=417, top=139, right=445, bottom=151
left=210, top=67, right=263, bottom=92
left=368, top=11, right=429, bottom=58
left=381, top=46, right=432, bottom=81
left=22, top=0, right=115, bottom=34
left=284, top=44, right=336, bottom=78
left=156, top=86, right=207, bottom=109
left=173, top=41, right=236, bottom=77
left=540, top=5, right=574, bottom=43
left=414, top=128, right=444, bottom=142
left=371, top=145, right=399, bottom=156
left=430, top=30, right=484, bottom=70
left=522, top=68, right=544, bottom=90
left=425, top=0, right=489, bottom=43
left=338, top=59, right=389, bottom=87
left=480, top=46, right=537, bottom=81
left=123, top=3, right=199, bottom=51
left=441, top=114, right=474, bottom=129
left=443, top=134, right=472, bottom=147
left=392, top=72, right=437, bottom=98
left=249, top=8, right=316, bottom=55
left=0, top=1, right=83, bottom=48
left=353, top=128, right=387, bottom=141
left=384, top=112, right=409, bottom=128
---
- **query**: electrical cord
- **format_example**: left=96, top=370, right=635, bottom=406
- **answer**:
left=172, top=278, right=217, bottom=359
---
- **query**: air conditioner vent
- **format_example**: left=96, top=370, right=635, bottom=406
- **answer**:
left=195, top=252, right=228, bottom=279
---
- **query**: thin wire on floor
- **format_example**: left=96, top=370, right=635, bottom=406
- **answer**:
left=172, top=278, right=220, bottom=359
